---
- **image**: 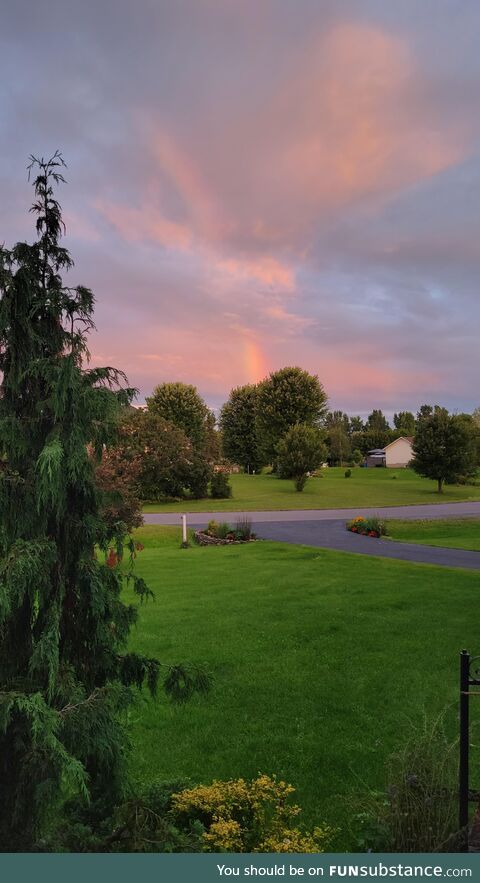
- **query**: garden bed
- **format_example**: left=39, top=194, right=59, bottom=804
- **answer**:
left=346, top=516, right=386, bottom=538
left=195, top=519, right=257, bottom=545
left=194, top=530, right=256, bottom=546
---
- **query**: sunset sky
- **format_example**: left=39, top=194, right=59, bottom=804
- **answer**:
left=1, top=0, right=480, bottom=417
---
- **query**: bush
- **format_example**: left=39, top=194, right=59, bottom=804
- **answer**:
left=210, top=471, right=232, bottom=499
left=454, top=475, right=479, bottom=486
left=344, top=469, right=352, bottom=478
left=276, top=423, right=327, bottom=493
left=348, top=714, right=461, bottom=853
left=216, top=522, right=233, bottom=540
left=188, top=456, right=213, bottom=499
left=347, top=516, right=386, bottom=537
left=171, top=775, right=333, bottom=853
left=235, top=517, right=253, bottom=540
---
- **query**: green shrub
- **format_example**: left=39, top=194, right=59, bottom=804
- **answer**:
left=348, top=714, right=461, bottom=853
left=188, top=457, right=213, bottom=499
left=344, top=469, right=352, bottom=478
left=216, top=522, right=233, bottom=540
left=207, top=519, right=219, bottom=535
left=235, top=517, right=253, bottom=541
left=210, top=471, right=232, bottom=499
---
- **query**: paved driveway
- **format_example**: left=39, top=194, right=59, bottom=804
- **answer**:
left=255, top=519, right=480, bottom=570
left=144, top=502, right=480, bottom=570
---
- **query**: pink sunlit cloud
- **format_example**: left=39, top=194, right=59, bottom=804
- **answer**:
left=2, top=0, right=480, bottom=416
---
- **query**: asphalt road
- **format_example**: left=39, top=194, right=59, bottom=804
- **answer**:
left=144, top=501, right=480, bottom=525
left=143, top=502, right=480, bottom=570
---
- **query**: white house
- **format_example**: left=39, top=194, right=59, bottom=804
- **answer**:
left=383, top=436, right=414, bottom=468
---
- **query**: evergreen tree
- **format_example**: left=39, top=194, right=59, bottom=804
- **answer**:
left=0, top=154, right=205, bottom=850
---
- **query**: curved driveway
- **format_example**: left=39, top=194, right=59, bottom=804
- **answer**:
left=144, top=502, right=480, bottom=571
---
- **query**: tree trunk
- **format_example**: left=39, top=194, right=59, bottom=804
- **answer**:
left=437, top=478, right=444, bottom=493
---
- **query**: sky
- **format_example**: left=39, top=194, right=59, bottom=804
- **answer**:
left=1, top=0, right=480, bottom=418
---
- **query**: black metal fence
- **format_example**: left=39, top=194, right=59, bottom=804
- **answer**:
left=459, top=649, right=480, bottom=850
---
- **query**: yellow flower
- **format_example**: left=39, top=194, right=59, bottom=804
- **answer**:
left=171, top=775, right=332, bottom=854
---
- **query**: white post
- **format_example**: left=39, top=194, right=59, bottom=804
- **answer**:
left=181, top=514, right=187, bottom=545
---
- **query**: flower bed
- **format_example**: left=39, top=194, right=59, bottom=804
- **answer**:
left=346, top=516, right=386, bottom=538
left=195, top=519, right=257, bottom=546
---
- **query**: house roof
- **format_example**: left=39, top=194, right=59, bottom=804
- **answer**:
left=384, top=436, right=414, bottom=450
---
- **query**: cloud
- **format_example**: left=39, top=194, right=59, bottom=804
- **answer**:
left=2, top=0, right=480, bottom=414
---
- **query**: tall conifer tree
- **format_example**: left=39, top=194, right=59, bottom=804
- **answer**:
left=0, top=154, right=204, bottom=849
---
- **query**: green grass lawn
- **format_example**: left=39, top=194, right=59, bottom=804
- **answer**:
left=142, top=468, right=480, bottom=513
left=124, top=526, right=478, bottom=847
left=386, top=517, right=480, bottom=550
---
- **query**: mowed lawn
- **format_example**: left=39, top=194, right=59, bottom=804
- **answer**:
left=386, top=517, right=480, bottom=550
left=142, top=468, right=480, bottom=513
left=124, top=526, right=478, bottom=846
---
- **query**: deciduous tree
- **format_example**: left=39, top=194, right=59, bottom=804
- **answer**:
left=256, top=367, right=328, bottom=465
left=146, top=382, right=214, bottom=453
left=411, top=406, right=477, bottom=493
left=276, top=424, right=327, bottom=492
left=220, top=384, right=264, bottom=472
left=393, top=411, right=415, bottom=436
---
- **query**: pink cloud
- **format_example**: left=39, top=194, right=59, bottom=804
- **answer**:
left=95, top=198, right=192, bottom=250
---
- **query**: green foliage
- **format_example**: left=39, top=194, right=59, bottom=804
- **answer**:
left=220, top=384, right=264, bottom=472
left=366, top=409, right=390, bottom=432
left=234, top=517, right=253, bottom=540
left=351, top=427, right=392, bottom=454
left=412, top=406, right=477, bottom=492
left=146, top=382, right=214, bottom=453
left=344, top=469, right=352, bottom=478
left=349, top=415, right=364, bottom=432
left=0, top=155, right=207, bottom=850
left=393, top=411, right=415, bottom=435
left=106, top=780, right=204, bottom=852
left=187, top=454, right=212, bottom=499
left=276, top=423, right=327, bottom=492
left=107, top=410, right=203, bottom=501
left=210, top=471, right=232, bottom=499
left=216, top=522, right=233, bottom=540
left=351, top=448, right=363, bottom=465
left=256, top=367, right=328, bottom=464
left=326, top=426, right=351, bottom=465
left=325, top=410, right=350, bottom=434
left=416, top=404, right=433, bottom=423
left=348, top=714, right=460, bottom=853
